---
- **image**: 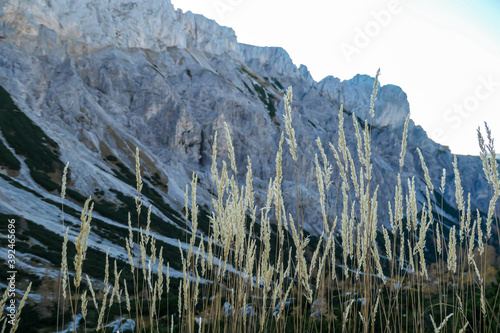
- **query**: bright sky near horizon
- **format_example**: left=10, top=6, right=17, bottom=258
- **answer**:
left=171, top=0, right=500, bottom=156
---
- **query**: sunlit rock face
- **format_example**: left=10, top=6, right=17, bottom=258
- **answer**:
left=0, top=0, right=490, bottom=235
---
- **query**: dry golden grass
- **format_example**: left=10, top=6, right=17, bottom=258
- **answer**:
left=17, top=70, right=498, bottom=333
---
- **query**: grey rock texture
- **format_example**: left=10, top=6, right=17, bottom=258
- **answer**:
left=0, top=0, right=492, bottom=236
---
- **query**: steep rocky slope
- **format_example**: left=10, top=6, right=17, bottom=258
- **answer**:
left=0, top=0, right=493, bottom=293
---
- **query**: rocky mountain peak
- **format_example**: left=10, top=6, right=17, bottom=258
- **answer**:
left=318, top=73, right=410, bottom=128
left=177, top=9, right=241, bottom=58
left=0, top=0, right=490, bottom=238
left=240, top=44, right=299, bottom=78
left=0, top=0, right=243, bottom=57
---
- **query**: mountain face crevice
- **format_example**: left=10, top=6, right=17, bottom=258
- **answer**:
left=0, top=0, right=492, bottom=240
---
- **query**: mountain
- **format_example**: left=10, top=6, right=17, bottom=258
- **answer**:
left=0, top=0, right=493, bottom=303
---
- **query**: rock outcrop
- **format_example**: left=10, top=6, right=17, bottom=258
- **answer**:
left=0, top=0, right=491, bottom=239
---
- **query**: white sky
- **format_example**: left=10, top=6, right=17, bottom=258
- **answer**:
left=171, top=0, right=500, bottom=156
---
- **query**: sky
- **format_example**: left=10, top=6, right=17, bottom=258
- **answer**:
left=171, top=0, right=500, bottom=156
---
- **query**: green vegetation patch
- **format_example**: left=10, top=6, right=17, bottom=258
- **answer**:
left=272, top=77, right=285, bottom=91
left=104, top=154, right=182, bottom=226
left=242, top=81, right=255, bottom=96
left=0, top=86, right=16, bottom=110
left=0, top=138, right=20, bottom=170
left=0, top=173, right=43, bottom=198
left=0, top=86, right=64, bottom=191
left=433, top=189, right=460, bottom=222
left=253, top=83, right=277, bottom=118
left=65, top=183, right=186, bottom=245
left=18, top=216, right=131, bottom=285
left=236, top=65, right=259, bottom=81
left=308, top=120, right=318, bottom=129
left=105, top=154, right=118, bottom=162
left=145, top=171, right=165, bottom=187
left=112, top=190, right=185, bottom=238
left=343, top=107, right=367, bottom=129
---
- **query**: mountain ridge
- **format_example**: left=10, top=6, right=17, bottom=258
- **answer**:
left=0, top=0, right=493, bottom=284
